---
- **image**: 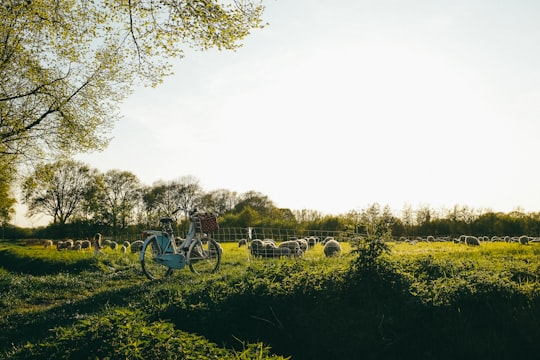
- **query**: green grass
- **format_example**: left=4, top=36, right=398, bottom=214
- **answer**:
left=1, top=239, right=540, bottom=359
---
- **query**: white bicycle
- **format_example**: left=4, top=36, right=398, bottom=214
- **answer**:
left=140, top=207, right=221, bottom=280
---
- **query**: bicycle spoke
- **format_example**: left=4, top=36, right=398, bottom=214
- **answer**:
left=188, top=237, right=221, bottom=275
left=141, top=237, right=174, bottom=280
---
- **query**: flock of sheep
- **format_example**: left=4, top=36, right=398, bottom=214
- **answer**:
left=398, top=234, right=539, bottom=246
left=240, top=236, right=342, bottom=258
left=43, top=233, right=536, bottom=260
left=44, top=234, right=144, bottom=254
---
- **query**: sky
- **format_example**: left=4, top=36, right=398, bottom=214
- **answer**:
left=13, top=0, right=540, bottom=226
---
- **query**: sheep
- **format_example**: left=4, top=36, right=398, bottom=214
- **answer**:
left=464, top=236, right=480, bottom=246
left=43, top=240, right=53, bottom=249
left=263, top=239, right=277, bottom=248
left=238, top=238, right=248, bottom=247
left=426, top=235, right=435, bottom=242
left=273, top=247, right=292, bottom=257
left=278, top=240, right=303, bottom=257
left=249, top=239, right=266, bottom=257
left=109, top=241, right=118, bottom=250
left=72, top=242, right=82, bottom=251
left=81, top=240, right=92, bottom=250
left=122, top=241, right=130, bottom=248
left=307, top=236, right=318, bottom=248
left=56, top=240, right=67, bottom=250
left=121, top=245, right=127, bottom=253
left=296, top=238, right=309, bottom=253
left=57, top=239, right=74, bottom=251
left=322, top=236, right=334, bottom=245
left=130, top=240, right=144, bottom=253
left=249, top=239, right=290, bottom=258
left=519, top=235, right=529, bottom=245
left=323, top=239, right=342, bottom=257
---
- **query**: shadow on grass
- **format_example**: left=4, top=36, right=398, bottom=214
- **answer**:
left=0, top=279, right=151, bottom=353
left=163, top=267, right=540, bottom=360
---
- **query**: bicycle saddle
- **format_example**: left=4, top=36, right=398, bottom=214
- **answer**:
left=159, top=217, right=174, bottom=223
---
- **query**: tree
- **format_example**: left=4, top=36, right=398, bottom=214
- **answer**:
left=234, top=190, right=275, bottom=215
left=173, top=176, right=203, bottom=217
left=0, top=157, right=16, bottom=225
left=359, top=203, right=393, bottom=238
left=0, top=0, right=265, bottom=221
left=0, top=0, right=265, bottom=162
left=21, top=160, right=95, bottom=225
left=94, top=169, right=141, bottom=235
left=143, top=181, right=182, bottom=220
left=199, top=188, right=239, bottom=215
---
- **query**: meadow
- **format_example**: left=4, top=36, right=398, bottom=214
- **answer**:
left=1, top=239, right=540, bottom=359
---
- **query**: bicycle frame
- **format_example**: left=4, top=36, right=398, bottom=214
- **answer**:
left=139, top=212, right=198, bottom=269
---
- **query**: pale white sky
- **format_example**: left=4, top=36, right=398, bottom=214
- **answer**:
left=15, top=0, right=540, bottom=226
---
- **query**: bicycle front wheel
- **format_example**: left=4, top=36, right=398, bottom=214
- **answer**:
left=187, top=237, right=221, bottom=275
left=141, top=237, right=174, bottom=280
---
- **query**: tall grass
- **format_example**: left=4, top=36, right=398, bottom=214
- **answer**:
left=1, top=240, right=540, bottom=359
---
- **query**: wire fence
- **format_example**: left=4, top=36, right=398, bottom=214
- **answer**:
left=202, top=227, right=364, bottom=243
left=104, top=227, right=365, bottom=243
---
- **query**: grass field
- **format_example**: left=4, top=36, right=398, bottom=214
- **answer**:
left=1, top=239, right=540, bottom=359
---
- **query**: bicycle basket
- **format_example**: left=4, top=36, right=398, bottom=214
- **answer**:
left=194, top=213, right=219, bottom=233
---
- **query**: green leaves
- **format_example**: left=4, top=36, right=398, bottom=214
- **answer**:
left=0, top=0, right=266, bottom=183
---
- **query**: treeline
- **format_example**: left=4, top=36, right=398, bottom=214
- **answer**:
left=2, top=160, right=540, bottom=241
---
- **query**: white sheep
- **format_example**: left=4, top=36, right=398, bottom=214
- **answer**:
left=519, top=235, right=529, bottom=245
left=109, top=241, right=118, bottom=250
left=278, top=240, right=303, bottom=257
left=130, top=240, right=144, bottom=253
left=57, top=239, right=74, bottom=251
left=464, top=236, right=480, bottom=246
left=43, top=240, right=53, bottom=249
left=249, top=239, right=290, bottom=258
left=296, top=238, right=309, bottom=253
left=238, top=239, right=248, bottom=247
left=307, top=236, right=318, bottom=248
left=81, top=240, right=92, bottom=250
left=323, top=239, right=341, bottom=257
left=322, top=236, right=334, bottom=245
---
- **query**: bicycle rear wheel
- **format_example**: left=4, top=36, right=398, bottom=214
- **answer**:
left=141, top=237, right=174, bottom=280
left=187, top=237, right=221, bottom=275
